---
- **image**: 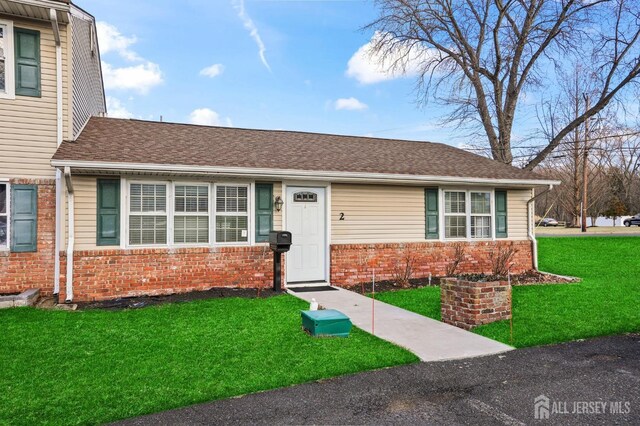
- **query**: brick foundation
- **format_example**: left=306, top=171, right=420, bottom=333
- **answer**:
left=0, top=179, right=56, bottom=296
left=54, top=239, right=532, bottom=302
left=440, top=278, right=512, bottom=330
left=330, top=240, right=533, bottom=287
left=58, top=246, right=277, bottom=301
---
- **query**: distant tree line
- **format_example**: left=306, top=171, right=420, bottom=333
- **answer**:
left=535, top=131, right=640, bottom=225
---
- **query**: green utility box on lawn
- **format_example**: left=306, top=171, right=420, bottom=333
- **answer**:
left=301, top=309, right=352, bottom=337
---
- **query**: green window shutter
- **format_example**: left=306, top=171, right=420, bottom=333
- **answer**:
left=14, top=28, right=41, bottom=97
left=495, top=190, right=508, bottom=238
left=11, top=185, right=38, bottom=252
left=97, top=179, right=120, bottom=246
left=255, top=184, right=273, bottom=242
left=425, top=188, right=439, bottom=239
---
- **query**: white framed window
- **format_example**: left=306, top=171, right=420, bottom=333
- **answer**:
left=470, top=192, right=492, bottom=238
left=174, top=184, right=209, bottom=244
left=128, top=182, right=167, bottom=245
left=443, top=190, right=493, bottom=240
left=0, top=182, right=8, bottom=249
left=124, top=180, right=253, bottom=247
left=0, top=19, right=15, bottom=99
left=215, top=184, right=249, bottom=244
left=444, top=191, right=466, bottom=238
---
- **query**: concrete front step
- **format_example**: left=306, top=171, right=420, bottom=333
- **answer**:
left=0, top=288, right=40, bottom=309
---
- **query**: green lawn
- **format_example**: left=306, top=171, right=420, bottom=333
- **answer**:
left=374, top=286, right=441, bottom=321
left=0, top=295, right=417, bottom=425
left=376, top=237, right=640, bottom=348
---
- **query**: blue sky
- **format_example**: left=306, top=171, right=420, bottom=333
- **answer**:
left=81, top=0, right=499, bottom=147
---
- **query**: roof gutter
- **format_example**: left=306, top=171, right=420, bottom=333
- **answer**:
left=527, top=184, right=554, bottom=270
left=50, top=160, right=561, bottom=188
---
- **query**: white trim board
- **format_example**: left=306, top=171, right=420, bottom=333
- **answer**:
left=52, top=160, right=560, bottom=188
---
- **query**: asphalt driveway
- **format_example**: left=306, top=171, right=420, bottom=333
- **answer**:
left=118, top=334, right=640, bottom=425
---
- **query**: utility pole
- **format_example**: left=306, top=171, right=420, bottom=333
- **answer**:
left=581, top=94, right=590, bottom=233
left=573, top=72, right=581, bottom=228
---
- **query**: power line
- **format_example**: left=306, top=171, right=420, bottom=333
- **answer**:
left=461, top=130, right=640, bottom=152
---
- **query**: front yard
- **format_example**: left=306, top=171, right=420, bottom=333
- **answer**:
left=0, top=296, right=417, bottom=425
left=3, top=237, right=637, bottom=425
left=375, top=237, right=640, bottom=348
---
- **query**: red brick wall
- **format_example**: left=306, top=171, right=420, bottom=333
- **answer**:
left=55, top=239, right=531, bottom=302
left=330, top=240, right=533, bottom=286
left=440, top=278, right=512, bottom=330
left=58, top=246, right=276, bottom=301
left=0, top=179, right=56, bottom=296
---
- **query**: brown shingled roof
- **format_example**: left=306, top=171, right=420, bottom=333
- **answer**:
left=52, top=117, right=548, bottom=183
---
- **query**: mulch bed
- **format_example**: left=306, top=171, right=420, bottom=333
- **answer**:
left=345, top=277, right=442, bottom=295
left=344, top=271, right=578, bottom=295
left=451, top=271, right=579, bottom=285
left=77, top=287, right=286, bottom=310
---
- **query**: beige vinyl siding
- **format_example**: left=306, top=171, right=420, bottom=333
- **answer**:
left=331, top=184, right=531, bottom=244
left=70, top=13, right=105, bottom=137
left=68, top=178, right=284, bottom=250
left=71, top=176, right=99, bottom=250
left=272, top=182, right=283, bottom=231
left=506, top=189, right=531, bottom=240
left=0, top=18, right=69, bottom=179
left=331, top=184, right=426, bottom=244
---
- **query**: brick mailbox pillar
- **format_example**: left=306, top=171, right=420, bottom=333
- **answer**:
left=440, top=278, right=512, bottom=330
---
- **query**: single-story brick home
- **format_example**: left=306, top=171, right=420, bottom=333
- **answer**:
left=48, top=117, right=558, bottom=302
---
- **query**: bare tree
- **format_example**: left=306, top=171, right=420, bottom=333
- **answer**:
left=368, top=0, right=640, bottom=168
left=602, top=132, right=640, bottom=211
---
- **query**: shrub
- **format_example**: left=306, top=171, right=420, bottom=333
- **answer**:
left=445, top=242, right=466, bottom=276
left=392, top=245, right=417, bottom=288
left=490, top=242, right=519, bottom=277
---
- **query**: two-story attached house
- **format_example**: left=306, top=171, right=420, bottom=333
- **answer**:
left=0, top=0, right=105, bottom=298
left=3, top=0, right=557, bottom=304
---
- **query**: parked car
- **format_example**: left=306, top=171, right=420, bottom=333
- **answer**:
left=537, top=218, right=559, bottom=227
left=623, top=214, right=640, bottom=227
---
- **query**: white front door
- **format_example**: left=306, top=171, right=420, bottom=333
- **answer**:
left=286, top=186, right=326, bottom=283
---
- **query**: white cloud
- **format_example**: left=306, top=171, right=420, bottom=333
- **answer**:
left=232, top=0, right=271, bottom=72
left=96, top=22, right=140, bottom=61
left=106, top=96, right=133, bottom=118
left=334, top=97, right=368, bottom=111
left=346, top=31, right=440, bottom=84
left=200, top=64, right=225, bottom=78
left=97, top=21, right=164, bottom=95
left=189, top=108, right=233, bottom=127
left=102, top=61, right=163, bottom=94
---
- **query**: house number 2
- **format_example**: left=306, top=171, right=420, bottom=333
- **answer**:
left=339, top=213, right=345, bottom=220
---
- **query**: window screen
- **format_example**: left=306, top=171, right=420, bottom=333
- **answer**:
left=129, top=183, right=167, bottom=245
left=174, top=185, right=209, bottom=244
left=445, top=191, right=467, bottom=238
left=215, top=185, right=248, bottom=243
left=470, top=192, right=491, bottom=238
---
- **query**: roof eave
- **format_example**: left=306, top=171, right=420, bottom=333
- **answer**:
left=50, top=159, right=561, bottom=188
left=1, top=0, right=71, bottom=23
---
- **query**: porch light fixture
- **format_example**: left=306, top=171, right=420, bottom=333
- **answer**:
left=274, top=196, right=284, bottom=212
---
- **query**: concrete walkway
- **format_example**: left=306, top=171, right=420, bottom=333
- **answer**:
left=289, top=287, right=512, bottom=362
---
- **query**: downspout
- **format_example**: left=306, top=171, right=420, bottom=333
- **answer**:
left=527, top=184, right=554, bottom=270
left=51, top=8, right=63, bottom=298
left=64, top=167, right=75, bottom=302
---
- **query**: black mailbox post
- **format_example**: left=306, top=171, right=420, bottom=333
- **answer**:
left=269, top=231, right=292, bottom=291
